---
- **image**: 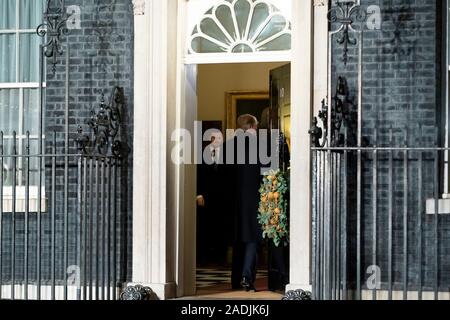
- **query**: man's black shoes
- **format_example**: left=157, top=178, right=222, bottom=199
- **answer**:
left=240, top=277, right=257, bottom=292
left=240, top=277, right=250, bottom=291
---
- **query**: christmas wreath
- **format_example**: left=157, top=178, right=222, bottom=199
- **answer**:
left=258, top=169, right=289, bottom=247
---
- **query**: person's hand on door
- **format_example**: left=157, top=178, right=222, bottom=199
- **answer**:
left=196, top=195, right=205, bottom=207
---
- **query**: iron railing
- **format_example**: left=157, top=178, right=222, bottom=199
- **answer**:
left=0, top=1, right=129, bottom=300
left=0, top=84, right=128, bottom=300
left=312, top=138, right=450, bottom=300
left=0, top=134, right=124, bottom=300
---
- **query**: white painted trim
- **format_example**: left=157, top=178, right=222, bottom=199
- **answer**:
left=313, top=1, right=329, bottom=118
left=1, top=186, right=47, bottom=213
left=0, top=29, right=36, bottom=34
left=179, top=0, right=311, bottom=298
left=360, top=289, right=450, bottom=301
left=0, top=284, right=122, bottom=300
left=184, top=51, right=291, bottom=64
left=132, top=0, right=177, bottom=300
left=286, top=0, right=314, bottom=292
left=0, top=83, right=46, bottom=89
left=2, top=186, right=43, bottom=196
left=133, top=0, right=316, bottom=300
left=0, top=135, right=40, bottom=139
left=175, top=0, right=189, bottom=299
left=175, top=64, right=198, bottom=298
left=426, top=198, right=450, bottom=215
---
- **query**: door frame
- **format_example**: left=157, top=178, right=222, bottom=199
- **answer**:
left=176, top=1, right=309, bottom=298
left=131, top=0, right=323, bottom=299
left=180, top=62, right=290, bottom=297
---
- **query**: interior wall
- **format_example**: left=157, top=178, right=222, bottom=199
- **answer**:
left=197, top=62, right=286, bottom=125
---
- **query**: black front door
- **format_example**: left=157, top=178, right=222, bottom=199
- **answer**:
left=267, top=63, right=291, bottom=291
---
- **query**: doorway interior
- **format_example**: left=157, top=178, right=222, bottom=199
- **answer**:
left=193, top=62, right=291, bottom=298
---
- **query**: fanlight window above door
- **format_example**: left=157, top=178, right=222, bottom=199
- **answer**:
left=189, top=0, right=292, bottom=54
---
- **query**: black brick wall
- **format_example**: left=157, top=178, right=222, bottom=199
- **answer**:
left=328, top=0, right=450, bottom=291
left=0, top=0, right=133, bottom=285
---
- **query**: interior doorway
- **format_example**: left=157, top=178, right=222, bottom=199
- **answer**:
left=193, top=62, right=291, bottom=298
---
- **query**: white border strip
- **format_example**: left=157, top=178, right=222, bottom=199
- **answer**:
left=0, top=83, right=46, bottom=89
left=184, top=50, right=291, bottom=64
left=0, top=284, right=122, bottom=300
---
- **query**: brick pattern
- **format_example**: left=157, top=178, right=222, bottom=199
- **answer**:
left=0, top=0, right=133, bottom=285
left=324, top=0, right=450, bottom=291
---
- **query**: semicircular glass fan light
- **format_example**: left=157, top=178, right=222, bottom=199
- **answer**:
left=189, top=0, right=292, bottom=54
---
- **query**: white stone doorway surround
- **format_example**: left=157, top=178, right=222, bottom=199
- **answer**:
left=130, top=0, right=328, bottom=299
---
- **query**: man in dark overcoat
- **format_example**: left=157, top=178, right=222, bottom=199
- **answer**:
left=225, top=114, right=263, bottom=291
left=197, top=131, right=231, bottom=266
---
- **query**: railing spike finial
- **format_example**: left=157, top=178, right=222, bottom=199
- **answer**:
left=328, top=0, right=366, bottom=65
left=37, top=0, right=70, bottom=74
left=77, top=87, right=129, bottom=159
left=309, top=117, right=323, bottom=148
left=309, top=76, right=357, bottom=148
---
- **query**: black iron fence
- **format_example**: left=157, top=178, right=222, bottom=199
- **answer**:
left=0, top=1, right=129, bottom=300
left=312, top=142, right=450, bottom=300
left=0, top=134, right=124, bottom=300
left=0, top=85, right=127, bottom=300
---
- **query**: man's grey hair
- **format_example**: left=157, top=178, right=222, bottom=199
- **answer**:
left=237, top=114, right=258, bottom=131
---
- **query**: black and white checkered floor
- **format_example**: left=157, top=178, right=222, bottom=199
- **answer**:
left=196, top=268, right=268, bottom=288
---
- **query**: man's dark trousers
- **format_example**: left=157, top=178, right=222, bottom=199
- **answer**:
left=242, top=242, right=258, bottom=283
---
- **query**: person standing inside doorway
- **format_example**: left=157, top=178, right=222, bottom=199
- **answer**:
left=226, top=114, right=263, bottom=292
left=197, top=131, right=229, bottom=266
